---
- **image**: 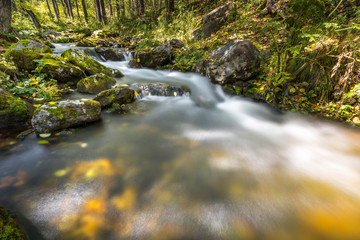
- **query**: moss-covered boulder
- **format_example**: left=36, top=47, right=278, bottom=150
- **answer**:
left=61, top=49, right=112, bottom=76
left=75, top=39, right=96, bottom=47
left=0, top=206, right=27, bottom=240
left=77, top=73, right=116, bottom=94
left=41, top=56, right=84, bottom=83
left=0, top=89, right=32, bottom=128
left=4, top=40, right=52, bottom=72
left=31, top=100, right=101, bottom=133
left=132, top=44, right=174, bottom=69
left=93, top=88, right=136, bottom=108
left=342, top=83, right=360, bottom=105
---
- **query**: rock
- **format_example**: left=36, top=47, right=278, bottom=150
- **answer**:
left=93, top=88, right=136, bottom=108
left=41, top=55, right=84, bottom=83
left=77, top=73, right=116, bottom=94
left=92, top=30, right=119, bottom=38
left=95, top=47, right=125, bottom=61
left=132, top=43, right=174, bottom=69
left=75, top=39, right=96, bottom=47
left=169, top=39, right=185, bottom=48
left=0, top=206, right=27, bottom=240
left=194, top=40, right=261, bottom=84
left=130, top=83, right=190, bottom=97
left=193, top=2, right=234, bottom=39
left=0, top=89, right=32, bottom=128
left=43, top=41, right=55, bottom=48
left=129, top=59, right=142, bottom=68
left=342, top=83, right=360, bottom=105
left=31, top=100, right=101, bottom=133
left=61, top=49, right=112, bottom=76
left=111, top=69, right=124, bottom=78
left=4, top=40, right=52, bottom=72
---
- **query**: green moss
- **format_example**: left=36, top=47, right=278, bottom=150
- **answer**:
left=4, top=40, right=53, bottom=72
left=77, top=74, right=116, bottom=94
left=0, top=207, right=27, bottom=240
left=75, top=39, right=96, bottom=47
left=61, top=49, right=112, bottom=76
left=0, top=89, right=30, bottom=128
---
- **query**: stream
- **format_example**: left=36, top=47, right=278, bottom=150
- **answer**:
left=1, top=44, right=360, bottom=239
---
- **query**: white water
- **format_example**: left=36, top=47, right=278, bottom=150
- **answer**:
left=1, top=44, right=360, bottom=239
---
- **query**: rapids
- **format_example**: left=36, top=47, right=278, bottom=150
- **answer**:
left=1, top=44, right=360, bottom=239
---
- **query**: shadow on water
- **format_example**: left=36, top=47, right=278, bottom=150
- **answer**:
left=2, top=44, right=360, bottom=239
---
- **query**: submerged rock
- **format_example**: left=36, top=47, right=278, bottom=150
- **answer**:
left=4, top=40, right=52, bottom=72
left=131, top=83, right=190, bottom=97
left=0, top=89, right=32, bottom=129
left=0, top=206, right=27, bottom=240
left=31, top=100, right=101, bottom=133
left=77, top=73, right=116, bottom=94
left=194, top=40, right=261, bottom=84
left=95, top=47, right=125, bottom=61
left=93, top=88, right=136, bottom=108
left=41, top=56, right=84, bottom=83
left=61, top=49, right=113, bottom=76
left=131, top=43, right=174, bottom=69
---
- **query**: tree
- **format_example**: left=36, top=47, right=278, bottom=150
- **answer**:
left=81, top=0, right=88, bottom=23
left=51, top=0, right=60, bottom=21
left=45, top=0, right=53, bottom=17
left=0, top=0, right=12, bottom=33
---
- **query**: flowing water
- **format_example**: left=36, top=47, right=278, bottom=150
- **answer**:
left=2, top=44, right=360, bottom=239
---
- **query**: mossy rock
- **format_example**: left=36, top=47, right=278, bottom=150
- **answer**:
left=77, top=73, right=116, bottom=94
left=342, top=83, right=360, bottom=105
left=75, top=39, right=96, bottom=47
left=61, top=49, right=112, bottom=76
left=0, top=61, right=18, bottom=77
left=52, top=37, right=78, bottom=43
left=0, top=88, right=32, bottom=128
left=0, top=207, right=27, bottom=240
left=31, top=99, right=101, bottom=133
left=4, top=40, right=52, bottom=72
left=93, top=88, right=136, bottom=108
left=41, top=56, right=84, bottom=83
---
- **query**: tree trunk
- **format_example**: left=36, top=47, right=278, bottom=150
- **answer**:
left=74, top=0, right=80, bottom=18
left=138, top=0, right=144, bottom=14
left=45, top=0, right=53, bottom=17
left=51, top=0, right=60, bottom=21
left=0, top=0, right=12, bottom=33
left=25, top=9, right=41, bottom=29
left=64, top=0, right=74, bottom=19
left=60, top=0, right=68, bottom=17
left=165, top=0, right=174, bottom=15
left=81, top=0, right=88, bottom=23
left=99, top=0, right=107, bottom=24
left=108, top=0, right=113, bottom=17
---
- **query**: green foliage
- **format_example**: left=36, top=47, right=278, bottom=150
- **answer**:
left=0, top=207, right=27, bottom=240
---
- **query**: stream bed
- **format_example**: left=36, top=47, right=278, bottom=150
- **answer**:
left=1, top=44, right=360, bottom=239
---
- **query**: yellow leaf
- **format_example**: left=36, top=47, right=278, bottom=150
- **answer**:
left=137, top=58, right=140, bottom=63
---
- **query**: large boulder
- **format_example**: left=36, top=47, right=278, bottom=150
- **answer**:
left=4, top=40, right=52, bottom=72
left=130, top=43, right=174, bottom=69
left=31, top=100, right=101, bottom=133
left=61, top=49, right=113, bottom=76
left=77, top=73, right=116, bottom=94
left=95, top=47, right=125, bottom=61
left=93, top=88, right=136, bottom=108
left=0, top=89, right=32, bottom=128
left=41, top=55, right=84, bottom=83
left=1, top=89, right=32, bottom=120
left=194, top=40, right=261, bottom=84
left=193, top=2, right=234, bottom=39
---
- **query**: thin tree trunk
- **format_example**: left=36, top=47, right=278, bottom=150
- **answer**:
left=45, top=0, right=53, bottom=17
left=108, top=0, right=113, bottom=17
left=64, top=0, right=74, bottom=19
left=81, top=0, right=88, bottom=23
left=51, top=0, right=60, bottom=21
left=99, top=0, right=107, bottom=24
left=139, top=0, right=144, bottom=14
left=0, top=0, right=12, bottom=32
left=25, top=9, right=41, bottom=29
left=75, top=0, right=80, bottom=18
left=60, top=0, right=68, bottom=17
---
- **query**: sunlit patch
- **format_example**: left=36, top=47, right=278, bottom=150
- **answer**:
left=111, top=187, right=137, bottom=210
left=70, top=158, right=118, bottom=180
left=85, top=198, right=107, bottom=213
